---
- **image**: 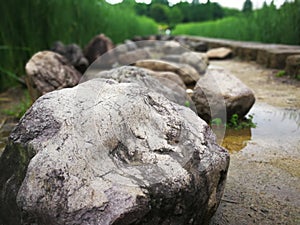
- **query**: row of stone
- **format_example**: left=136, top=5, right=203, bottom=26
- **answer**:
left=0, top=34, right=235, bottom=224
left=175, top=35, right=300, bottom=76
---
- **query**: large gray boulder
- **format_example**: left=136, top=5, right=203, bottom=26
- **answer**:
left=192, top=67, right=255, bottom=122
left=0, top=79, right=229, bottom=225
left=84, top=66, right=196, bottom=112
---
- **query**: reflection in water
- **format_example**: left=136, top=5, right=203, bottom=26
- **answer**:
left=221, top=128, right=252, bottom=153
left=215, top=102, right=300, bottom=153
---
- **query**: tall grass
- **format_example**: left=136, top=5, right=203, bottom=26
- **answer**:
left=0, top=0, right=158, bottom=91
left=173, top=1, right=300, bottom=45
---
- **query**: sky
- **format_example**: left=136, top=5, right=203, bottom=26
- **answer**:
left=106, top=0, right=292, bottom=10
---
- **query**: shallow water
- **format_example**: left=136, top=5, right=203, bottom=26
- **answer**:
left=218, top=102, right=300, bottom=153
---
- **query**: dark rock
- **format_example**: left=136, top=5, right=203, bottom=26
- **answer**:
left=25, top=51, right=82, bottom=101
left=192, top=41, right=208, bottom=52
left=84, top=34, right=114, bottom=64
left=192, top=66, right=255, bottom=122
left=51, top=41, right=89, bottom=73
left=0, top=79, right=229, bottom=225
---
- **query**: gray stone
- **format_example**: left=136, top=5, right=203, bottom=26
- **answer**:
left=160, top=54, right=181, bottom=63
left=0, top=79, right=229, bottom=225
left=118, top=49, right=151, bottom=65
left=51, top=41, right=89, bottom=73
left=134, top=59, right=200, bottom=86
left=192, top=67, right=255, bottom=122
left=285, top=54, right=300, bottom=77
left=85, top=66, right=196, bottom=112
left=151, top=71, right=187, bottom=89
left=180, top=52, right=209, bottom=75
left=162, top=41, right=187, bottom=55
left=25, top=51, right=82, bottom=101
left=206, top=47, right=232, bottom=59
left=124, top=40, right=138, bottom=51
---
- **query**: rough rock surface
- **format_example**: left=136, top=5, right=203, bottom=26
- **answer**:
left=84, top=66, right=196, bottom=112
left=118, top=49, right=151, bottom=65
left=192, top=66, right=255, bottom=122
left=179, top=52, right=209, bottom=75
left=50, top=41, right=89, bottom=73
left=206, top=47, right=232, bottom=59
left=285, top=54, right=300, bottom=77
left=134, top=59, right=200, bottom=85
left=25, top=51, right=82, bottom=101
left=151, top=71, right=187, bottom=89
left=84, top=34, right=114, bottom=64
left=0, top=79, right=229, bottom=225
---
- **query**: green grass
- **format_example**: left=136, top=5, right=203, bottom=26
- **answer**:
left=173, top=1, right=300, bottom=45
left=211, top=114, right=256, bottom=130
left=0, top=0, right=158, bottom=92
left=2, top=90, right=32, bottom=119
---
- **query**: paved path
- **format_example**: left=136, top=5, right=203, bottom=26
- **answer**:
left=210, top=59, right=300, bottom=225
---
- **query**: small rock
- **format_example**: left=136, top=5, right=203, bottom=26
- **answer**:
left=134, top=59, right=200, bottom=86
left=206, top=47, right=232, bottom=59
left=118, top=49, right=151, bottom=65
left=192, top=67, right=255, bottom=122
left=25, top=51, right=82, bottom=101
left=180, top=52, right=209, bottom=75
left=84, top=34, right=114, bottom=64
left=51, top=41, right=89, bottom=73
left=162, top=41, right=187, bottom=55
left=285, top=54, right=300, bottom=77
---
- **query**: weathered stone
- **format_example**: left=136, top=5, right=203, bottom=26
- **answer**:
left=51, top=41, right=89, bottom=73
left=85, top=66, right=196, bottom=112
left=124, top=40, right=138, bottom=51
left=118, top=49, right=151, bottom=65
left=160, top=54, right=181, bottom=63
left=134, top=59, right=200, bottom=86
left=285, top=55, right=300, bottom=77
left=192, top=67, right=255, bottom=122
left=25, top=51, right=82, bottom=101
left=162, top=41, right=187, bottom=55
left=192, top=41, right=208, bottom=52
left=151, top=71, right=187, bottom=89
left=0, top=79, right=229, bottom=225
left=180, top=52, right=209, bottom=75
left=84, top=34, right=114, bottom=64
left=206, top=47, right=233, bottom=59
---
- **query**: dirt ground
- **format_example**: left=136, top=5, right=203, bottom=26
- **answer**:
left=209, top=59, right=300, bottom=225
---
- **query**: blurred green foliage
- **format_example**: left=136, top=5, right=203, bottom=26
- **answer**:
left=173, top=1, right=300, bottom=46
left=0, top=0, right=158, bottom=91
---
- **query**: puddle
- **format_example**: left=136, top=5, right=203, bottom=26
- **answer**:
left=217, top=102, right=300, bottom=153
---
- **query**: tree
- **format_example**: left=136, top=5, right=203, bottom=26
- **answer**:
left=168, top=6, right=183, bottom=27
left=149, top=3, right=170, bottom=23
left=243, top=0, right=253, bottom=13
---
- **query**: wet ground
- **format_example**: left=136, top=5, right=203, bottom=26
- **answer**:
left=210, top=59, right=300, bottom=225
left=0, top=59, right=299, bottom=224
